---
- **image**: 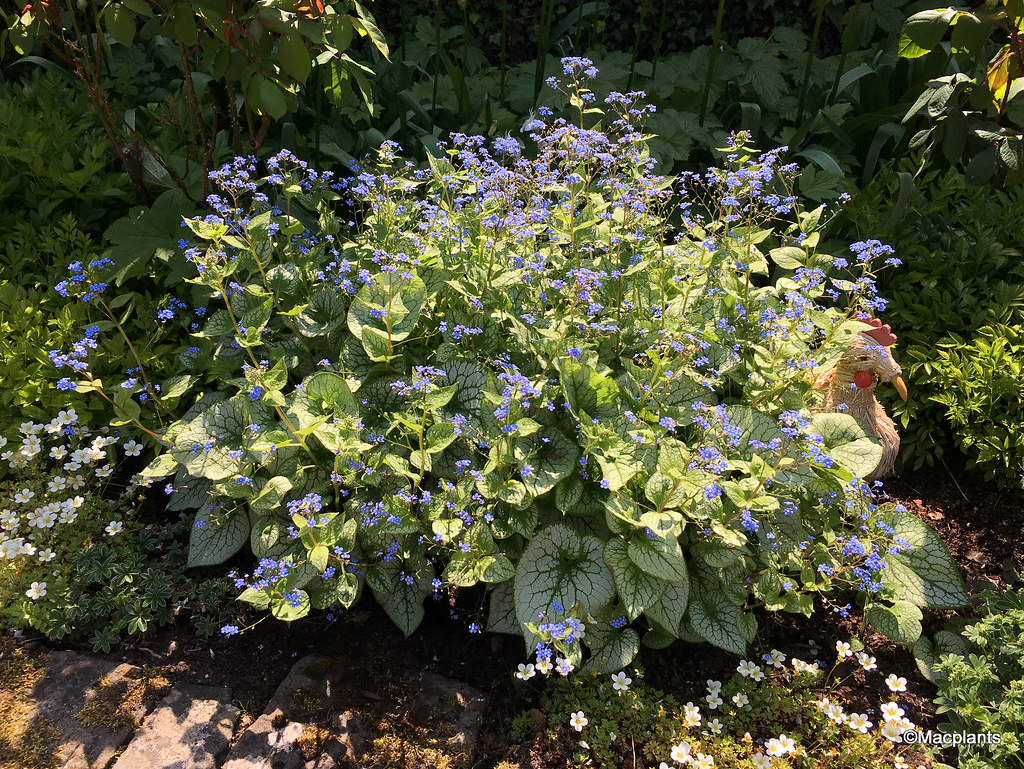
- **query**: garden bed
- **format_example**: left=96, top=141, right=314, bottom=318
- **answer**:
left=31, top=459, right=1016, bottom=768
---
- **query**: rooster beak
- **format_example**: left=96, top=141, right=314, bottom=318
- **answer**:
left=891, top=374, right=908, bottom=402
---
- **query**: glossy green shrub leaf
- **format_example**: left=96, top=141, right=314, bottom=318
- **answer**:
left=278, top=33, right=312, bottom=83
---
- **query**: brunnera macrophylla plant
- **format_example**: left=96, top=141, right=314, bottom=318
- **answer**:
left=54, top=58, right=965, bottom=668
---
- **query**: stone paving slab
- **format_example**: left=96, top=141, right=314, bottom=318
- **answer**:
left=222, top=654, right=490, bottom=768
left=111, top=684, right=238, bottom=769
left=27, top=650, right=151, bottom=769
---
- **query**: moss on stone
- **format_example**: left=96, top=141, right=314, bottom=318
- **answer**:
left=0, top=634, right=63, bottom=769
left=73, top=667, right=171, bottom=732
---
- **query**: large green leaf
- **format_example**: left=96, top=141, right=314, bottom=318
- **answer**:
left=604, top=538, right=668, bottom=620
left=913, top=630, right=970, bottom=683
left=582, top=625, right=640, bottom=673
left=884, top=512, right=968, bottom=609
left=724, top=406, right=780, bottom=459
left=514, top=525, right=615, bottom=632
left=294, top=290, right=346, bottom=336
left=347, top=275, right=426, bottom=344
left=515, top=425, right=579, bottom=497
left=369, top=559, right=434, bottom=636
left=187, top=508, right=250, bottom=567
left=166, top=470, right=212, bottom=511
left=304, top=371, right=358, bottom=413
left=486, top=580, right=521, bottom=635
left=104, top=190, right=195, bottom=285
left=628, top=534, right=689, bottom=582
left=309, top=572, right=359, bottom=610
left=809, top=411, right=883, bottom=479
left=687, top=566, right=755, bottom=655
left=865, top=601, right=924, bottom=645
left=561, top=361, right=620, bottom=421
left=644, top=580, right=690, bottom=636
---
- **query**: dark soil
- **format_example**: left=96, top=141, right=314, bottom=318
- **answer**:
left=36, top=459, right=1024, bottom=768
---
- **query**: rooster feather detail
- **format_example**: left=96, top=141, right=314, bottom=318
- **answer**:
left=813, top=318, right=908, bottom=481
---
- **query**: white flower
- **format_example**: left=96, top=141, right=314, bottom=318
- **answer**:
left=69, top=474, right=86, bottom=490
left=767, top=734, right=796, bottom=757
left=751, top=753, right=771, bottom=768
left=692, top=753, right=714, bottom=769
left=881, top=722, right=904, bottom=742
left=49, top=445, right=67, bottom=460
left=894, top=757, right=909, bottom=769
left=683, top=702, right=701, bottom=728
left=123, top=439, right=142, bottom=457
left=25, top=581, right=47, bottom=600
left=749, top=666, right=765, bottom=682
left=71, top=449, right=91, bottom=464
left=21, top=435, right=42, bottom=455
left=554, top=657, right=575, bottom=676
left=14, top=489, right=34, bottom=504
left=105, top=520, right=123, bottom=536
left=669, top=741, right=691, bottom=763
left=0, top=436, right=6, bottom=449
left=611, top=671, right=632, bottom=692
left=732, top=693, right=749, bottom=707
left=63, top=461, right=82, bottom=472
left=47, top=476, right=67, bottom=493
left=515, top=663, right=536, bottom=680
left=57, top=409, right=77, bottom=425
left=848, top=713, right=872, bottom=733
left=1, top=538, right=24, bottom=559
left=535, top=658, right=553, bottom=675
left=856, top=652, right=877, bottom=671
left=836, top=640, right=853, bottom=659
left=37, top=548, right=55, bottom=563
left=569, top=711, right=588, bottom=732
left=885, top=674, right=908, bottom=692
left=46, top=419, right=63, bottom=435
left=20, top=421, right=42, bottom=435
left=33, top=511, right=57, bottom=529
left=706, top=679, right=722, bottom=694
left=880, top=702, right=905, bottom=722
left=766, top=649, right=786, bottom=668
left=737, top=660, right=759, bottom=677
left=705, top=692, right=723, bottom=709
left=824, top=702, right=846, bottom=723
left=706, top=718, right=722, bottom=735
left=95, top=464, right=112, bottom=478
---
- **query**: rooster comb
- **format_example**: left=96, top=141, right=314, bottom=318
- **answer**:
left=862, top=316, right=897, bottom=347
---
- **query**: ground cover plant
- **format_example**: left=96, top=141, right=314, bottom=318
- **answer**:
left=528, top=638, right=931, bottom=768
left=48, top=61, right=967, bottom=678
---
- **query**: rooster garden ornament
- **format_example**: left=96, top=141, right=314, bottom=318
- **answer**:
left=813, top=317, right=908, bottom=481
